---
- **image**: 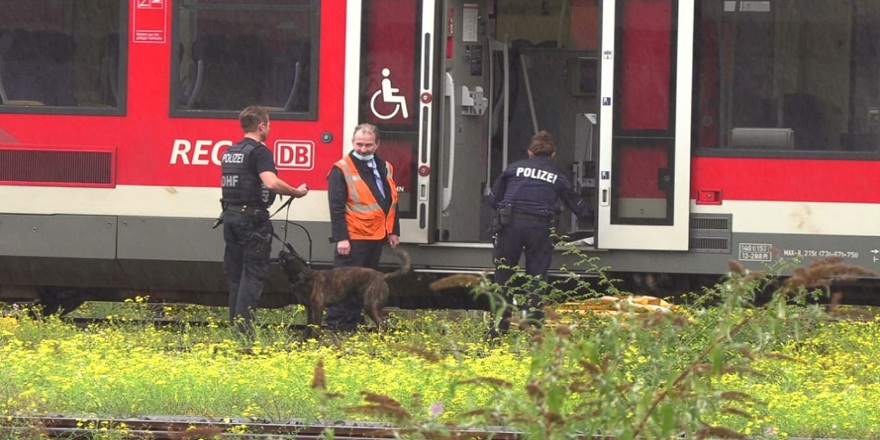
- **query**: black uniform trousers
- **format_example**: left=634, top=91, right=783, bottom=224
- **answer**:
left=222, top=208, right=273, bottom=335
left=324, top=238, right=385, bottom=330
left=491, top=218, right=553, bottom=333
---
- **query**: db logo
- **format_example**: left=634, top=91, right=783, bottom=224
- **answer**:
left=275, top=140, right=314, bottom=170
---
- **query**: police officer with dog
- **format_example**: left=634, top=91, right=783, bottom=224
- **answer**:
left=220, top=105, right=309, bottom=335
left=487, top=130, right=591, bottom=337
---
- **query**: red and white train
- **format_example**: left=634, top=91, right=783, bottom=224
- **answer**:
left=2, top=0, right=879, bottom=311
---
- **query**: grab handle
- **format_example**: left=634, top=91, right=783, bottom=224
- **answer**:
left=442, top=72, right=456, bottom=212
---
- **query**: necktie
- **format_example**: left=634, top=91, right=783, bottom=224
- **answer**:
left=370, top=160, right=386, bottom=198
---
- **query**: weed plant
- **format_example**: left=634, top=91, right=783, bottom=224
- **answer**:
left=1, top=252, right=880, bottom=439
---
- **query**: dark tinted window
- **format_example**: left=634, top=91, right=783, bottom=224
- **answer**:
left=695, top=1, right=880, bottom=154
left=0, top=0, right=124, bottom=111
left=173, top=0, right=318, bottom=118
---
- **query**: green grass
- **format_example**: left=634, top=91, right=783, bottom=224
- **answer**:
left=2, top=258, right=880, bottom=439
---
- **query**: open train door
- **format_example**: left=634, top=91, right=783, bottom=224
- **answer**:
left=595, top=0, right=693, bottom=250
left=345, top=0, right=438, bottom=244
left=346, top=0, right=498, bottom=246
left=433, top=0, right=603, bottom=245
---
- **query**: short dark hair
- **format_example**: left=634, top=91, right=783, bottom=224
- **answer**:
left=352, top=123, right=380, bottom=143
left=239, top=106, right=270, bottom=133
left=529, top=130, right=556, bottom=157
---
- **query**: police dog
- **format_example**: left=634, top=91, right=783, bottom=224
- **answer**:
left=278, top=247, right=411, bottom=335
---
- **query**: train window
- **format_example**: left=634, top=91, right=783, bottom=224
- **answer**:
left=0, top=0, right=124, bottom=113
left=695, top=1, right=880, bottom=155
left=172, top=0, right=318, bottom=119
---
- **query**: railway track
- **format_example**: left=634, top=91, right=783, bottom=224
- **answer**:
left=59, top=316, right=384, bottom=333
left=63, top=316, right=217, bottom=329
left=58, top=306, right=474, bottom=331
left=2, top=415, right=521, bottom=439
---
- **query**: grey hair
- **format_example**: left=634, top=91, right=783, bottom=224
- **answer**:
left=352, top=123, right=380, bottom=142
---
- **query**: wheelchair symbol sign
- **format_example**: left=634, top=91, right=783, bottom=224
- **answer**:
left=370, top=68, right=409, bottom=120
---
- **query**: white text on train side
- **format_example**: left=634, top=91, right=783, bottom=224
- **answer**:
left=170, top=139, right=315, bottom=170
left=170, top=139, right=233, bottom=165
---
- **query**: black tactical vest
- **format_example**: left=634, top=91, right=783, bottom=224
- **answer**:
left=220, top=141, right=265, bottom=207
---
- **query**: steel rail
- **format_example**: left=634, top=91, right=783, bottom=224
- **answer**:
left=2, top=415, right=522, bottom=439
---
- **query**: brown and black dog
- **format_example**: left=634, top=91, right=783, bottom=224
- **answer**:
left=278, top=247, right=411, bottom=335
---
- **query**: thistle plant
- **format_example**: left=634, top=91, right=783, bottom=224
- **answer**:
left=369, top=246, right=869, bottom=439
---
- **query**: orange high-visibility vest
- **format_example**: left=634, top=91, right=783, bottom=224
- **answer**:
left=332, top=155, right=398, bottom=240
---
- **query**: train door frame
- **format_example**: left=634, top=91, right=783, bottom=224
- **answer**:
left=434, top=0, right=493, bottom=243
left=595, top=0, right=693, bottom=251
left=426, top=0, right=607, bottom=247
left=344, top=0, right=437, bottom=244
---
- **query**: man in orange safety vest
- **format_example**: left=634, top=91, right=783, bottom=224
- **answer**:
left=325, top=123, right=400, bottom=330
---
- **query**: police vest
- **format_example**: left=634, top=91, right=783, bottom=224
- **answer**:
left=332, top=155, right=398, bottom=240
left=220, top=141, right=266, bottom=208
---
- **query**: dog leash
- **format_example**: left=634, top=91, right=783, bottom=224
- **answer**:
left=270, top=195, right=315, bottom=266
left=214, top=194, right=314, bottom=264
left=269, top=195, right=294, bottom=219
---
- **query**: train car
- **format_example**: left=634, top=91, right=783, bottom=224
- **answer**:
left=2, top=0, right=879, bottom=311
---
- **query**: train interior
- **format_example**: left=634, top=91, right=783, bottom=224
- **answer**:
left=173, top=1, right=315, bottom=113
left=0, top=1, right=121, bottom=108
left=0, top=0, right=316, bottom=115
left=435, top=0, right=600, bottom=245
left=695, top=0, right=880, bottom=153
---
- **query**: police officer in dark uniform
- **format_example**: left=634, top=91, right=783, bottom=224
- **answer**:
left=487, top=130, right=591, bottom=337
left=221, top=105, right=309, bottom=335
